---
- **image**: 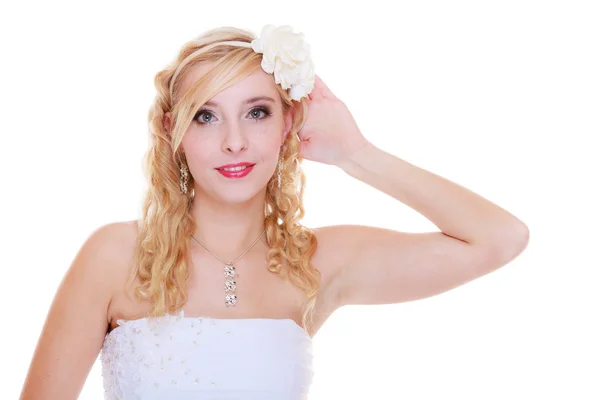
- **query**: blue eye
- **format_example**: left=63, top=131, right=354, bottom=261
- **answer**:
left=193, top=106, right=273, bottom=126
left=249, top=107, right=273, bottom=120
left=196, top=110, right=215, bottom=124
left=194, top=110, right=213, bottom=124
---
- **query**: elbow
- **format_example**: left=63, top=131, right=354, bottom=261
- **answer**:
left=493, top=221, right=530, bottom=264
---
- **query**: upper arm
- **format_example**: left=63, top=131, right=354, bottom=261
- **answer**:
left=315, top=224, right=529, bottom=308
left=20, top=222, right=135, bottom=400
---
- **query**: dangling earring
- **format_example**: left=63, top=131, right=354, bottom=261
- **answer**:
left=277, top=155, right=283, bottom=188
left=179, top=162, right=189, bottom=194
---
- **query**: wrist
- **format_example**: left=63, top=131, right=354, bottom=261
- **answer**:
left=336, top=140, right=376, bottom=173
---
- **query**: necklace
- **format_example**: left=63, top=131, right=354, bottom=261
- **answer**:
left=191, top=228, right=267, bottom=307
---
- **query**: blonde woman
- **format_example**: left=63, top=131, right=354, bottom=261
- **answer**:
left=20, top=25, right=529, bottom=399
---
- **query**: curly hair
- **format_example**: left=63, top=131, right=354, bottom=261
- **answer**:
left=126, top=26, right=322, bottom=337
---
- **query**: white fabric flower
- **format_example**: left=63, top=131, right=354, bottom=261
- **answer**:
left=250, top=25, right=315, bottom=101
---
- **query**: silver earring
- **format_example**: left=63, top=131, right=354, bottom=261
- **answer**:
left=179, top=162, right=189, bottom=194
left=277, top=155, right=283, bottom=188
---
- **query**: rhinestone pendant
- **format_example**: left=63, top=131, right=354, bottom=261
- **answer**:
left=224, top=263, right=237, bottom=307
left=225, top=293, right=237, bottom=306
left=225, top=279, right=236, bottom=292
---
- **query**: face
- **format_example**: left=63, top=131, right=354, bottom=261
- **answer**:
left=167, top=64, right=293, bottom=204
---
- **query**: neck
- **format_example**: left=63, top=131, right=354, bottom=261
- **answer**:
left=189, top=189, right=268, bottom=261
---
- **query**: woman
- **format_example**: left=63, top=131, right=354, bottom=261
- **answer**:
left=20, top=25, right=529, bottom=399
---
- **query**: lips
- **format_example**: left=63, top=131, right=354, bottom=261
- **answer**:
left=216, top=164, right=255, bottom=179
left=215, top=162, right=255, bottom=170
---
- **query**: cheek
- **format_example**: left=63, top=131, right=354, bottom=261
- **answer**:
left=181, top=134, right=216, bottom=167
left=251, top=131, right=283, bottom=159
left=251, top=120, right=286, bottom=145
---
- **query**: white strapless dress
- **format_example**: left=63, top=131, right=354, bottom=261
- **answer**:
left=100, top=309, right=314, bottom=399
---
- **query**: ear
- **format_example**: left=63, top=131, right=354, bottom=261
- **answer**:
left=163, top=112, right=171, bottom=134
left=281, top=108, right=293, bottom=146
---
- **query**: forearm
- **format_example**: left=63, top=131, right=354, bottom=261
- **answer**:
left=337, top=143, right=529, bottom=247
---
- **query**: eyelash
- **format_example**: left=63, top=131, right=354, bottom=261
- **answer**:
left=193, top=106, right=273, bottom=126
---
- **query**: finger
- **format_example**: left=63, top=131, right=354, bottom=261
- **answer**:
left=294, top=130, right=302, bottom=143
left=297, top=137, right=306, bottom=158
left=306, top=76, right=324, bottom=100
left=313, top=75, right=334, bottom=98
left=299, top=136, right=312, bottom=157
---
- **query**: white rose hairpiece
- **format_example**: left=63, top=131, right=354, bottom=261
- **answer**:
left=249, top=25, right=315, bottom=101
left=169, top=24, right=315, bottom=101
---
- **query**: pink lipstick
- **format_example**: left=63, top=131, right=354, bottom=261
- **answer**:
left=215, top=162, right=255, bottom=179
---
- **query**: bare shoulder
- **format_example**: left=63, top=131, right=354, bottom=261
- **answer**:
left=71, top=220, right=140, bottom=303
left=93, top=219, right=140, bottom=285
left=19, top=219, right=139, bottom=399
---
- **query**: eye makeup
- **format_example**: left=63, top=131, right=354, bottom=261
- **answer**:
left=193, top=105, right=273, bottom=126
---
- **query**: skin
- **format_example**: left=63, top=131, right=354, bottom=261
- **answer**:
left=164, top=64, right=294, bottom=257
left=19, top=62, right=529, bottom=399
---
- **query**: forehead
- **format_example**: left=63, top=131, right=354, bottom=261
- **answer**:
left=179, top=62, right=279, bottom=105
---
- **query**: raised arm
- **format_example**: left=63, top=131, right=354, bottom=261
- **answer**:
left=294, top=75, right=528, bottom=309
left=319, top=144, right=529, bottom=308
left=19, top=222, right=133, bottom=399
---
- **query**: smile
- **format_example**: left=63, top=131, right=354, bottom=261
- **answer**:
left=216, top=164, right=255, bottom=179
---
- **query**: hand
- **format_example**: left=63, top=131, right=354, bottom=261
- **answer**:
left=297, top=75, right=371, bottom=166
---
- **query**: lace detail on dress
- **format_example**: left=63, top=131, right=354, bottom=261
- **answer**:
left=100, top=310, right=313, bottom=400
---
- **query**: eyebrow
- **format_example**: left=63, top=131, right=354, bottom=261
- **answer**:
left=203, top=96, right=276, bottom=108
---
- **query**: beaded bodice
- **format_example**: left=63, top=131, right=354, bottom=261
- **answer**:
left=100, top=309, right=314, bottom=400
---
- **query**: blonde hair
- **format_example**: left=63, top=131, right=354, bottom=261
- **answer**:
left=127, top=26, right=322, bottom=337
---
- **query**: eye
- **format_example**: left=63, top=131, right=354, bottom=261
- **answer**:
left=194, top=110, right=215, bottom=125
left=193, top=105, right=273, bottom=126
left=248, top=106, right=272, bottom=120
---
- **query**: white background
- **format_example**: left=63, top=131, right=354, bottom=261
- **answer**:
left=2, top=0, right=598, bottom=399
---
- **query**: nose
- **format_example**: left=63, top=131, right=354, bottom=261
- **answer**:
left=221, top=121, right=248, bottom=154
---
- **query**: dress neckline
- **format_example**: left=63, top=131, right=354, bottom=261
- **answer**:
left=107, top=310, right=311, bottom=340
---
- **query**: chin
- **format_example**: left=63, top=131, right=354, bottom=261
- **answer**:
left=214, top=183, right=269, bottom=205
left=217, top=188, right=267, bottom=205
left=195, top=166, right=271, bottom=204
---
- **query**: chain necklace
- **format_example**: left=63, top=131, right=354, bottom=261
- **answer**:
left=191, top=228, right=267, bottom=307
